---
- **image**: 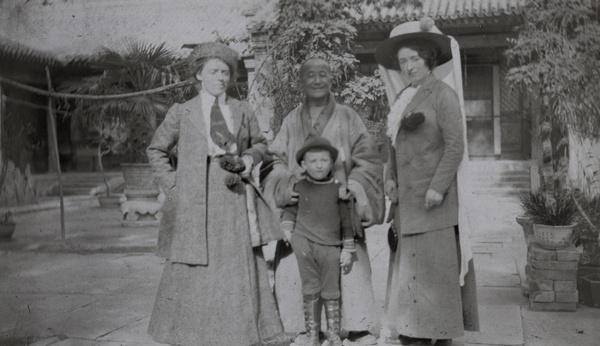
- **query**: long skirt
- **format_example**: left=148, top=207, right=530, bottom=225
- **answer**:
left=274, top=238, right=378, bottom=334
left=382, top=227, right=467, bottom=340
left=148, top=160, right=283, bottom=346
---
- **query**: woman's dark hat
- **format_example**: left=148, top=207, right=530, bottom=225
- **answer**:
left=187, top=42, right=239, bottom=75
left=296, top=136, right=339, bottom=165
left=375, top=17, right=452, bottom=70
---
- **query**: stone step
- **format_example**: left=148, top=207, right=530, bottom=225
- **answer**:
left=33, top=172, right=124, bottom=196
left=473, top=187, right=530, bottom=197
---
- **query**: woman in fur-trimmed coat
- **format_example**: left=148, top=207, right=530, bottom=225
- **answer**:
left=374, top=18, right=479, bottom=346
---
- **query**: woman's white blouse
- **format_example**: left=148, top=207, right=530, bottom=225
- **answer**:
left=200, top=90, right=236, bottom=156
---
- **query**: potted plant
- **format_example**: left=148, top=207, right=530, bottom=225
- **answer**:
left=0, top=210, right=16, bottom=241
left=71, top=40, right=192, bottom=192
left=519, top=190, right=579, bottom=249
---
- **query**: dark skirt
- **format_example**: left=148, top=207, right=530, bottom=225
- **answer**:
left=148, top=160, right=283, bottom=345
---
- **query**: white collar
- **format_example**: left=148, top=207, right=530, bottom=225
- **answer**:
left=200, top=90, right=227, bottom=106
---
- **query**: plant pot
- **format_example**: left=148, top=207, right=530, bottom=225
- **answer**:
left=120, top=163, right=158, bottom=191
left=580, top=274, right=600, bottom=308
left=578, top=265, right=600, bottom=305
left=98, top=195, right=121, bottom=208
left=0, top=222, right=16, bottom=241
left=532, top=223, right=577, bottom=249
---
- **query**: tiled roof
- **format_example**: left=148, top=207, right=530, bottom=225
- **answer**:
left=349, top=0, right=526, bottom=24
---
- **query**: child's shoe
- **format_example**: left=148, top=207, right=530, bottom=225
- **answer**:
left=324, top=299, right=342, bottom=346
left=297, top=294, right=322, bottom=346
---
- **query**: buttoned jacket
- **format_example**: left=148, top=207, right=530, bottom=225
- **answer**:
left=385, top=74, right=464, bottom=235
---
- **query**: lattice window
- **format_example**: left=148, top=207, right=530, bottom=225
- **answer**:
left=463, top=65, right=493, bottom=101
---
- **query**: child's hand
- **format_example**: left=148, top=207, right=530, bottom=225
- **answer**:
left=340, top=249, right=353, bottom=270
left=283, top=229, right=292, bottom=243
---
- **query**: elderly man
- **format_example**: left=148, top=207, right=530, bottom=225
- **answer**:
left=264, top=58, right=385, bottom=345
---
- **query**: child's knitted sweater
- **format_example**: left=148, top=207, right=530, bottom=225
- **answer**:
left=281, top=176, right=354, bottom=249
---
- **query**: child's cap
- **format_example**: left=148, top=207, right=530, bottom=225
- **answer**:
left=296, top=136, right=339, bottom=165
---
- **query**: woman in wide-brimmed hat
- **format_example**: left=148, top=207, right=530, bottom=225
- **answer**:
left=375, top=18, right=479, bottom=346
left=146, top=42, right=288, bottom=346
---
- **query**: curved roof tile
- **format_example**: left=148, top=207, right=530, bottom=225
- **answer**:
left=350, top=0, right=525, bottom=25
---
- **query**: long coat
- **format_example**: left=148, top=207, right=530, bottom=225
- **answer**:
left=146, top=94, right=284, bottom=345
left=386, top=74, right=464, bottom=235
left=148, top=95, right=280, bottom=264
left=383, top=74, right=479, bottom=339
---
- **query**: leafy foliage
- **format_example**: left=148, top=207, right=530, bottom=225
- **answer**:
left=572, top=192, right=600, bottom=266
left=70, top=41, right=193, bottom=163
left=519, top=191, right=579, bottom=226
left=340, top=70, right=389, bottom=123
left=254, top=0, right=363, bottom=134
left=505, top=0, right=600, bottom=137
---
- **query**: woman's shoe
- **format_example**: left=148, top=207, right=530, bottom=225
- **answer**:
left=397, top=335, right=431, bottom=345
left=347, top=331, right=378, bottom=345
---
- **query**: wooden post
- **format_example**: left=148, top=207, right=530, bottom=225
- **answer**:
left=0, top=82, right=3, bottom=147
left=45, top=67, right=66, bottom=240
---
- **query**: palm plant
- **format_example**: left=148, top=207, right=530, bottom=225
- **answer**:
left=71, top=40, right=193, bottom=163
left=519, top=190, right=578, bottom=226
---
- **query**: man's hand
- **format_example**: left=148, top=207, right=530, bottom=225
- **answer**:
left=385, top=180, right=398, bottom=203
left=424, top=189, right=443, bottom=209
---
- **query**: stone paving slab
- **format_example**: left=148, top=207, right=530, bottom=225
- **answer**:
left=476, top=287, right=528, bottom=306
left=1, top=293, right=99, bottom=334
left=11, top=291, right=155, bottom=341
left=522, top=306, right=600, bottom=346
left=97, top=316, right=164, bottom=345
left=474, top=255, right=521, bottom=288
left=458, top=304, right=524, bottom=346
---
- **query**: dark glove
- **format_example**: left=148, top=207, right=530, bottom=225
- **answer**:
left=387, top=224, right=398, bottom=252
left=219, top=154, right=246, bottom=173
left=400, top=112, right=425, bottom=132
left=224, top=173, right=242, bottom=188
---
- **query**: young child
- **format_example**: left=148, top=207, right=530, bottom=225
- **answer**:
left=280, top=136, right=355, bottom=346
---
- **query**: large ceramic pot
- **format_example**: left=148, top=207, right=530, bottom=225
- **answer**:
left=580, top=274, right=600, bottom=308
left=120, top=163, right=159, bottom=191
left=120, top=163, right=162, bottom=227
left=98, top=195, right=122, bottom=208
left=532, top=223, right=577, bottom=249
left=578, top=265, right=600, bottom=308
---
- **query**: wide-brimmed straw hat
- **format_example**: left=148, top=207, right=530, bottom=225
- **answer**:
left=375, top=17, right=452, bottom=70
left=187, top=42, right=239, bottom=75
left=296, top=136, right=339, bottom=165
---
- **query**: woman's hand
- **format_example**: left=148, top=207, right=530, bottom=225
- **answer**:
left=240, top=155, right=254, bottom=178
left=424, top=189, right=443, bottom=209
left=385, top=180, right=398, bottom=203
